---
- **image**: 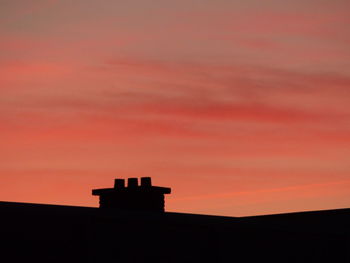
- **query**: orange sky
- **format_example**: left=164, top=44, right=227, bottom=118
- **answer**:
left=1, top=0, right=350, bottom=216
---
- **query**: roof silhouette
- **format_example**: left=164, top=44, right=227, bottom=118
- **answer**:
left=0, top=178, right=349, bottom=262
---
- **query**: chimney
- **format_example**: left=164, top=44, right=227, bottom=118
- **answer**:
left=92, top=177, right=171, bottom=212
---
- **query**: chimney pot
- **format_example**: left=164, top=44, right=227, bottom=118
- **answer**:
left=114, top=179, right=125, bottom=189
left=128, top=178, right=138, bottom=188
left=141, top=177, right=152, bottom=187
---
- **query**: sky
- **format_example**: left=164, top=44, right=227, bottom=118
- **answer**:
left=0, top=0, right=350, bottom=216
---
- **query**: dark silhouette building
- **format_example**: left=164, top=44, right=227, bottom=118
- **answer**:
left=92, top=177, right=171, bottom=212
left=0, top=178, right=349, bottom=263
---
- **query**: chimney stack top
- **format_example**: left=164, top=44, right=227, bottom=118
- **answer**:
left=92, top=177, right=171, bottom=212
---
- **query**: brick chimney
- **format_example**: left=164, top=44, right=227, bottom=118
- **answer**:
left=92, top=177, right=171, bottom=212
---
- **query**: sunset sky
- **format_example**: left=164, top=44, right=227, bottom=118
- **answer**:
left=1, top=0, right=350, bottom=216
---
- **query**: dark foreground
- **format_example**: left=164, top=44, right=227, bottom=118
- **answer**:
left=0, top=201, right=349, bottom=262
